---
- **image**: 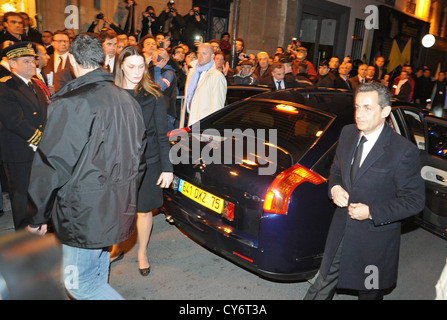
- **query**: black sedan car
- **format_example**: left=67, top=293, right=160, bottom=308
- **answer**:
left=163, top=87, right=447, bottom=281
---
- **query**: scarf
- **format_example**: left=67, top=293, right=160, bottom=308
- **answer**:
left=186, top=60, right=214, bottom=107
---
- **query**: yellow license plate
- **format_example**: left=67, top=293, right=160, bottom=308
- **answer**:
left=179, top=179, right=224, bottom=214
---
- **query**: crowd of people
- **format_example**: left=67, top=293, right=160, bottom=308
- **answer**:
left=0, top=2, right=442, bottom=300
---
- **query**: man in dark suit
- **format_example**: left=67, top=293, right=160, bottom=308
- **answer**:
left=41, top=30, right=54, bottom=55
left=260, top=62, right=296, bottom=90
left=41, top=30, right=74, bottom=93
left=0, top=42, right=48, bottom=229
left=316, top=59, right=337, bottom=88
left=349, top=63, right=367, bottom=91
left=334, top=62, right=352, bottom=90
left=373, top=56, right=385, bottom=81
left=99, top=28, right=118, bottom=74
left=304, top=82, right=425, bottom=300
left=19, top=12, right=42, bottom=44
left=0, top=12, right=28, bottom=46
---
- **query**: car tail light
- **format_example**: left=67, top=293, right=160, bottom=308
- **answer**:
left=263, top=164, right=325, bottom=214
left=223, top=201, right=235, bottom=221
left=167, top=127, right=190, bottom=138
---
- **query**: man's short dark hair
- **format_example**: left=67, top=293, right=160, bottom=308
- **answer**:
left=52, top=30, right=69, bottom=40
left=172, top=45, right=184, bottom=55
left=139, top=35, right=155, bottom=49
left=270, top=62, right=284, bottom=72
left=69, top=33, right=105, bottom=69
left=3, top=12, right=23, bottom=23
left=98, top=28, right=117, bottom=43
left=356, top=82, right=392, bottom=109
left=235, top=38, right=244, bottom=47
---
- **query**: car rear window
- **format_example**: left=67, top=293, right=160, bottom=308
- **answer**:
left=209, top=100, right=333, bottom=158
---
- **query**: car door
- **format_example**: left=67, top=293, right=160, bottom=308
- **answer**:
left=389, top=107, right=447, bottom=238
left=419, top=116, right=447, bottom=239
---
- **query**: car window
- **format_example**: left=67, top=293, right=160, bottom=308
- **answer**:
left=426, top=120, right=447, bottom=160
left=208, top=100, right=333, bottom=159
left=402, top=109, right=425, bottom=150
left=312, top=142, right=337, bottom=179
left=226, top=87, right=270, bottom=105
left=387, top=112, right=401, bottom=135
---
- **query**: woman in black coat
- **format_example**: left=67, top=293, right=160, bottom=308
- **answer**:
left=114, top=45, right=173, bottom=276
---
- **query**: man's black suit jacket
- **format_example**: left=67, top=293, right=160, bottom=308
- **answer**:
left=259, top=74, right=297, bottom=90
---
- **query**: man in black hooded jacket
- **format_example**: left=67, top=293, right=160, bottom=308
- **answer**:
left=27, top=33, right=146, bottom=300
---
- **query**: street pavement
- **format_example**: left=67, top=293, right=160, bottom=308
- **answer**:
left=1, top=192, right=447, bottom=301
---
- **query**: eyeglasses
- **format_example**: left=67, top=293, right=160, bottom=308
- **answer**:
left=53, top=40, right=69, bottom=43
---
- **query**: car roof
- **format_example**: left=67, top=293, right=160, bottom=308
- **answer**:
left=246, top=87, right=355, bottom=118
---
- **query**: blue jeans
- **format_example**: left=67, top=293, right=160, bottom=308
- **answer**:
left=62, top=244, right=124, bottom=300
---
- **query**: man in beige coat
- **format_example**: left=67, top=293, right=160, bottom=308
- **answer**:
left=182, top=43, right=227, bottom=126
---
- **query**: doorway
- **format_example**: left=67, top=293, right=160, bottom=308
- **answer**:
left=297, top=0, right=350, bottom=67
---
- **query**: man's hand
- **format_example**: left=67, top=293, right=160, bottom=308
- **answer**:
left=348, top=203, right=370, bottom=221
left=331, top=185, right=349, bottom=207
left=26, top=224, right=48, bottom=236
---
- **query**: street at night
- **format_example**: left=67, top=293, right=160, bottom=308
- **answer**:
left=1, top=0, right=447, bottom=303
left=1, top=198, right=446, bottom=301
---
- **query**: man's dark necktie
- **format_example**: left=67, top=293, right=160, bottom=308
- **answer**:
left=350, top=135, right=367, bottom=182
left=56, top=56, right=63, bottom=72
left=277, top=81, right=282, bottom=90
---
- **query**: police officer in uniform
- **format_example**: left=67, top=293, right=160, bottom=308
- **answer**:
left=0, top=42, right=48, bottom=229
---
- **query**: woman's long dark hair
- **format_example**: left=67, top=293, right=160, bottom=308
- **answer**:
left=114, top=45, right=161, bottom=98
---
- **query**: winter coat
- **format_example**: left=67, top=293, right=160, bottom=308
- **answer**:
left=28, top=69, right=147, bottom=249
left=321, top=124, right=425, bottom=290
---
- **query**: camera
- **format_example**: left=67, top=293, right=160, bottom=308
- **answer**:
left=96, top=13, right=104, bottom=20
left=194, top=10, right=200, bottom=16
left=194, top=35, right=201, bottom=41
left=243, top=54, right=250, bottom=58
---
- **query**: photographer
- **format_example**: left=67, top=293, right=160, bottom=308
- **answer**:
left=158, top=1, right=184, bottom=46
left=140, top=6, right=161, bottom=39
left=182, top=6, right=207, bottom=51
left=286, top=37, right=301, bottom=55
left=87, top=13, right=124, bottom=36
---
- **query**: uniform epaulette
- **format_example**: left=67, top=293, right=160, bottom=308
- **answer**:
left=0, top=76, right=12, bottom=83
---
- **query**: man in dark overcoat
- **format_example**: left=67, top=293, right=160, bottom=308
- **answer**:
left=304, top=82, right=425, bottom=300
